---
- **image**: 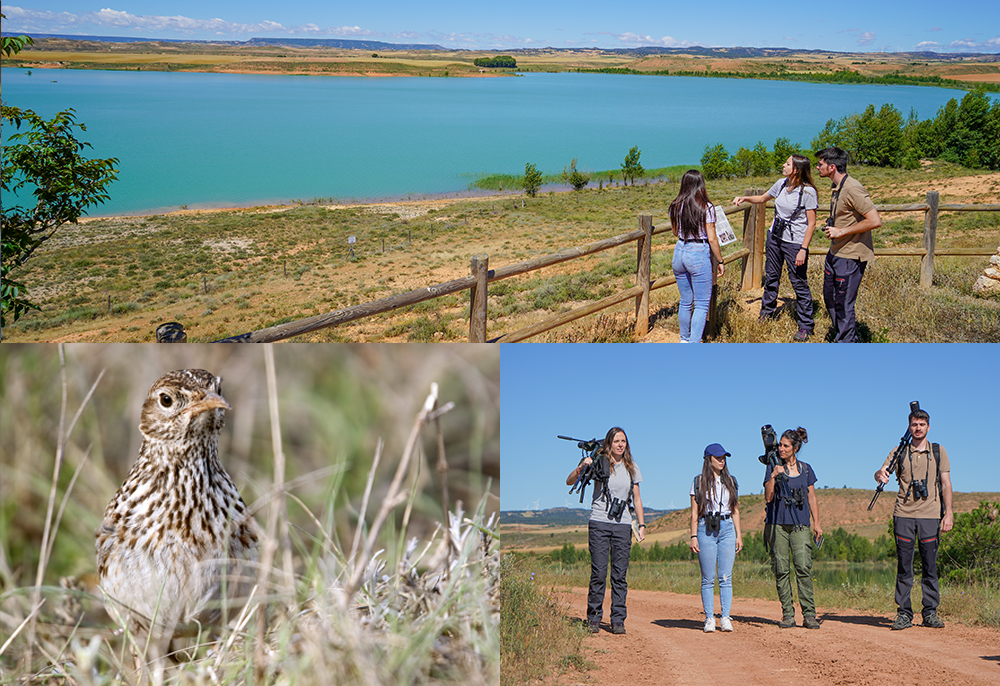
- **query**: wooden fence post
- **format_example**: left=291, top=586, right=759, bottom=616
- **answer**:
left=634, top=214, right=652, bottom=337
left=469, top=254, right=489, bottom=342
left=920, top=191, right=939, bottom=288
left=739, top=189, right=766, bottom=290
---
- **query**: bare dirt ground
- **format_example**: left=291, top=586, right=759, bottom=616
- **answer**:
left=555, top=587, right=1000, bottom=686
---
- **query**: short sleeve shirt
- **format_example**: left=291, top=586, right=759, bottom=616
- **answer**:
left=767, top=179, right=819, bottom=245
left=828, top=175, right=876, bottom=261
left=689, top=475, right=737, bottom=516
left=881, top=443, right=950, bottom=519
left=763, top=461, right=817, bottom=526
left=591, top=461, right=642, bottom=526
left=676, top=203, right=717, bottom=240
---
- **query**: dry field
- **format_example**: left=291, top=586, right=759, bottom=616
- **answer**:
left=4, top=165, right=998, bottom=344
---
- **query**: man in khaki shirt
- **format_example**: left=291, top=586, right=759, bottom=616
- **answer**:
left=875, top=408, right=953, bottom=630
left=815, top=147, right=882, bottom=342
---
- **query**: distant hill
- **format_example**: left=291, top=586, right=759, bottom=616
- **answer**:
left=501, top=490, right=1000, bottom=552
left=1, top=33, right=445, bottom=51
left=501, top=506, right=674, bottom=527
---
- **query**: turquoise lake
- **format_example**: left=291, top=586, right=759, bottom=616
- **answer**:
left=0, top=68, right=978, bottom=216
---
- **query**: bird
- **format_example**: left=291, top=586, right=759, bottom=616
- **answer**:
left=96, top=369, right=258, bottom=662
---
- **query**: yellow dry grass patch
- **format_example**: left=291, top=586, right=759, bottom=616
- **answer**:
left=10, top=50, right=243, bottom=65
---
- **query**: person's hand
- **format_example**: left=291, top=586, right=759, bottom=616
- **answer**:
left=581, top=457, right=593, bottom=468
left=716, top=261, right=725, bottom=278
left=733, top=196, right=746, bottom=206
left=941, top=512, right=954, bottom=533
left=795, top=248, right=807, bottom=267
left=637, top=526, right=646, bottom=542
left=824, top=225, right=844, bottom=240
left=770, top=465, right=785, bottom=482
left=874, top=467, right=890, bottom=485
left=813, top=524, right=823, bottom=539
left=688, top=536, right=699, bottom=553
left=735, top=534, right=743, bottom=554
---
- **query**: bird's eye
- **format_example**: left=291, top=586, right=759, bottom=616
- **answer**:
left=159, top=393, right=173, bottom=408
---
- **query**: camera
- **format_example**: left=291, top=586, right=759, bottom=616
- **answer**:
left=704, top=512, right=721, bottom=534
left=758, top=425, right=784, bottom=477
left=825, top=216, right=835, bottom=228
left=911, top=479, right=929, bottom=500
left=608, top=498, right=627, bottom=522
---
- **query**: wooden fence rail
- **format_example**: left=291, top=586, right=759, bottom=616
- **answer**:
left=180, top=190, right=996, bottom=344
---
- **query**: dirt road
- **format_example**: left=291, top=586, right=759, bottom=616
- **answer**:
left=556, top=587, right=1000, bottom=685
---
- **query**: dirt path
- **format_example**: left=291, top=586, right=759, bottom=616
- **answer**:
left=556, top=587, right=1000, bottom=686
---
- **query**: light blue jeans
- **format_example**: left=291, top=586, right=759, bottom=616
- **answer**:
left=697, top=517, right=736, bottom=618
left=672, top=241, right=713, bottom=342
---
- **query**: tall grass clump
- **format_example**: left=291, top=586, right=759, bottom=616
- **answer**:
left=0, top=345, right=499, bottom=685
left=499, top=555, right=590, bottom=686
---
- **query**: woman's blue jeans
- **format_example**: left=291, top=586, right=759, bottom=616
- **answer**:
left=672, top=241, right=713, bottom=342
left=697, top=517, right=736, bottom=618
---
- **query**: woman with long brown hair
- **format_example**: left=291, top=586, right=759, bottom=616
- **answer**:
left=734, top=154, right=818, bottom=341
left=688, top=443, right=743, bottom=632
left=565, top=426, right=645, bottom=635
left=670, top=169, right=724, bottom=342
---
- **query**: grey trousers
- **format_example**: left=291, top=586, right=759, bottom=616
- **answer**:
left=587, top=520, right=632, bottom=624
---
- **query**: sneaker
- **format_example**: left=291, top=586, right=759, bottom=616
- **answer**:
left=890, top=612, right=913, bottom=630
left=611, top=622, right=626, bottom=635
left=793, top=328, right=811, bottom=342
left=703, top=616, right=716, bottom=633
left=922, top=612, right=945, bottom=628
left=720, top=616, right=733, bottom=632
left=803, top=615, right=820, bottom=630
left=588, top=621, right=600, bottom=634
left=778, top=616, right=796, bottom=629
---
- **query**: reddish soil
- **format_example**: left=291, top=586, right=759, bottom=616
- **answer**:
left=555, top=587, right=1000, bottom=686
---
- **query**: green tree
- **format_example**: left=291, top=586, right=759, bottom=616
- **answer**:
left=750, top=141, right=772, bottom=176
left=772, top=137, right=800, bottom=170
left=562, top=158, right=590, bottom=191
left=620, top=145, right=645, bottom=186
left=939, top=500, right=1000, bottom=582
left=522, top=162, right=543, bottom=197
left=701, top=143, right=730, bottom=180
left=2, top=24, right=120, bottom=326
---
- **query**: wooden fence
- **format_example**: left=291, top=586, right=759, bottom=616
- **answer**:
left=155, top=190, right=995, bottom=343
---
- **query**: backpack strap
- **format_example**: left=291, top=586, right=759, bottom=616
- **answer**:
left=932, top=443, right=943, bottom=518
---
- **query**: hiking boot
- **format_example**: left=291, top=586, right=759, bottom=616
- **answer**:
left=587, top=620, right=600, bottom=634
left=922, top=612, right=945, bottom=628
left=720, top=616, right=734, bottom=632
left=803, top=615, right=820, bottom=630
left=793, top=328, right=812, bottom=342
left=611, top=622, right=626, bottom=635
left=890, top=612, right=913, bottom=630
left=778, top=615, right=796, bottom=629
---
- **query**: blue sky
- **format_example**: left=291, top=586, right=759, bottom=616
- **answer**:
left=499, top=344, right=999, bottom=513
left=2, top=2, right=998, bottom=52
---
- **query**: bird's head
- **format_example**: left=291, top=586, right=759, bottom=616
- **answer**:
left=139, top=369, right=230, bottom=443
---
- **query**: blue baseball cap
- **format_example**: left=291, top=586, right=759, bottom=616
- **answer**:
left=704, top=443, right=730, bottom=458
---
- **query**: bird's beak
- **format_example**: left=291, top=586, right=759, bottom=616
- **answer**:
left=187, top=392, right=231, bottom=416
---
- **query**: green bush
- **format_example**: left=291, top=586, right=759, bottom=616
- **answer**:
left=940, top=500, right=1000, bottom=582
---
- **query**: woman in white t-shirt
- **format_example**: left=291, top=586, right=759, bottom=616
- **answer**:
left=688, top=443, right=743, bottom=633
left=734, top=154, right=818, bottom=341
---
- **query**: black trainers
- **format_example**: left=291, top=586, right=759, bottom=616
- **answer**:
left=778, top=616, right=796, bottom=629
left=922, top=612, right=945, bottom=628
left=890, top=612, right=913, bottom=630
left=611, top=622, right=626, bottom=635
left=803, top=615, right=820, bottom=630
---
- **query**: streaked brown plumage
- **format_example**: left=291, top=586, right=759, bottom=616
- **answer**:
left=96, top=369, right=258, bottom=653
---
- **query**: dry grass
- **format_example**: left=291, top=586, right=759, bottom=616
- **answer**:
left=0, top=345, right=500, bottom=685
left=3, top=166, right=997, bottom=343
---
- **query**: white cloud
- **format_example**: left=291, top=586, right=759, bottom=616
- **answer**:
left=857, top=31, right=876, bottom=46
left=914, top=41, right=940, bottom=49
left=604, top=31, right=698, bottom=48
left=948, top=34, right=1000, bottom=52
left=0, top=5, right=372, bottom=39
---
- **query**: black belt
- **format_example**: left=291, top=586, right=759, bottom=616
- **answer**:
left=681, top=238, right=709, bottom=243
left=702, top=513, right=731, bottom=520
